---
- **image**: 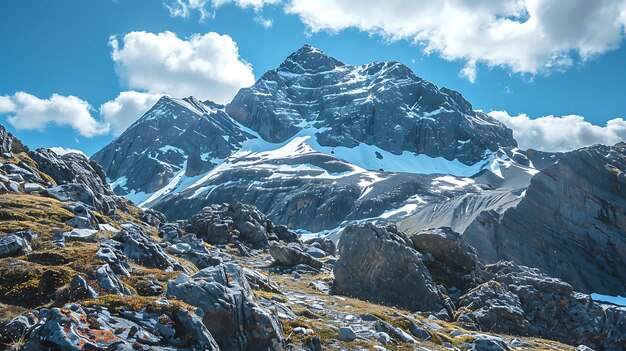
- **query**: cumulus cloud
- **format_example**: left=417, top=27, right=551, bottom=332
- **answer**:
left=282, top=0, right=626, bottom=81
left=110, top=31, right=255, bottom=104
left=489, top=110, right=626, bottom=152
left=100, top=91, right=163, bottom=136
left=48, top=147, right=88, bottom=158
left=0, top=92, right=109, bottom=137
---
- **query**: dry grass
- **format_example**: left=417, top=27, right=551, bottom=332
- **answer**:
left=0, top=193, right=73, bottom=238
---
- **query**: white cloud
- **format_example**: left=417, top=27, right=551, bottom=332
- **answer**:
left=459, top=60, right=477, bottom=83
left=489, top=110, right=626, bottom=152
left=284, top=0, right=626, bottom=80
left=164, top=0, right=211, bottom=19
left=164, top=0, right=280, bottom=19
left=0, top=92, right=109, bottom=137
left=49, top=147, right=88, bottom=158
left=110, top=31, right=255, bottom=104
left=100, top=91, right=163, bottom=136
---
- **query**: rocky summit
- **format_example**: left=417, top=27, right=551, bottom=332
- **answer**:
left=1, top=45, right=625, bottom=351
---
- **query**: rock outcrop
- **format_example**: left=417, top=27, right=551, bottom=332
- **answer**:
left=110, top=223, right=184, bottom=271
left=457, top=261, right=626, bottom=350
left=186, top=202, right=295, bottom=248
left=167, top=263, right=284, bottom=351
left=29, top=148, right=121, bottom=215
left=23, top=302, right=219, bottom=350
left=464, top=143, right=626, bottom=295
left=0, top=125, right=28, bottom=156
left=333, top=223, right=446, bottom=312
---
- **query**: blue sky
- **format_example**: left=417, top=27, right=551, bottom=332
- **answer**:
left=1, top=0, right=625, bottom=155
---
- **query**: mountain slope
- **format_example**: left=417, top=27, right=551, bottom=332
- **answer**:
left=91, top=96, right=254, bottom=202
left=463, top=142, right=626, bottom=295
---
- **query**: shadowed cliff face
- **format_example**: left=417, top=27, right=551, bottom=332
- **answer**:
left=464, top=142, right=626, bottom=295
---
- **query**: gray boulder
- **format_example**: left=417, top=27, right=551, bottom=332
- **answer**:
left=269, top=242, right=323, bottom=269
left=167, top=233, right=222, bottom=269
left=63, top=228, right=98, bottom=242
left=111, top=223, right=184, bottom=271
left=66, top=275, right=98, bottom=301
left=187, top=202, right=275, bottom=248
left=304, top=237, right=336, bottom=256
left=333, top=223, right=445, bottom=312
left=95, top=244, right=132, bottom=277
left=95, top=264, right=133, bottom=296
left=338, top=327, right=357, bottom=342
left=0, top=232, right=32, bottom=258
left=410, top=227, right=480, bottom=291
left=166, top=263, right=284, bottom=351
left=141, top=208, right=167, bottom=227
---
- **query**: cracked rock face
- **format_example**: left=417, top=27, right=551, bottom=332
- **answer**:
left=464, top=143, right=626, bottom=295
left=333, top=223, right=445, bottom=312
left=227, top=45, right=516, bottom=165
left=166, top=263, right=284, bottom=351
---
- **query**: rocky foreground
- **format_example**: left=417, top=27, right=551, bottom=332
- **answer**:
left=0, top=124, right=624, bottom=350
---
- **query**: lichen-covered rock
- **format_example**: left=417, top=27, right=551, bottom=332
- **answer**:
left=333, top=223, right=445, bottom=312
left=23, top=303, right=219, bottom=350
left=166, top=263, right=284, bottom=351
left=458, top=261, right=626, bottom=350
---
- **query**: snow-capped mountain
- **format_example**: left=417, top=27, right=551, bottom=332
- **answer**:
left=227, top=45, right=517, bottom=165
left=93, top=45, right=541, bottom=233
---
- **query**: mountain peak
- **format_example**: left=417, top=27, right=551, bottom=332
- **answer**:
left=279, top=44, right=345, bottom=74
